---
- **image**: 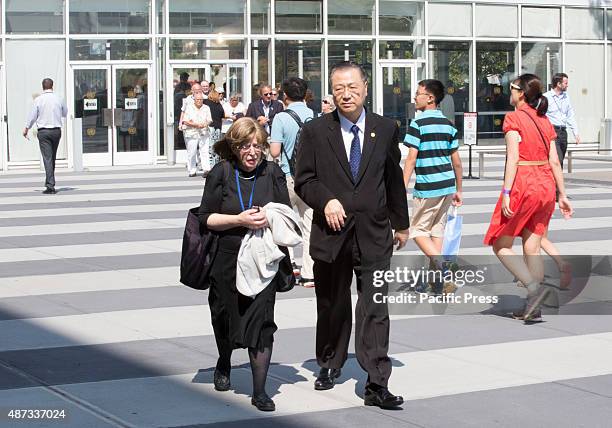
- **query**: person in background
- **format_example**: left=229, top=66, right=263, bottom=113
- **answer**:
left=304, top=89, right=319, bottom=115
left=179, top=83, right=203, bottom=126
left=23, top=78, right=67, bottom=194
left=198, top=117, right=291, bottom=412
left=484, top=74, right=573, bottom=323
left=402, top=80, right=463, bottom=295
left=544, top=73, right=581, bottom=168
left=201, top=80, right=210, bottom=99
left=222, top=93, right=247, bottom=134
left=439, top=92, right=456, bottom=124
left=204, top=90, right=226, bottom=135
left=246, top=84, right=284, bottom=135
left=320, top=94, right=335, bottom=116
left=182, top=93, right=212, bottom=177
left=269, top=77, right=315, bottom=288
left=271, top=88, right=279, bottom=102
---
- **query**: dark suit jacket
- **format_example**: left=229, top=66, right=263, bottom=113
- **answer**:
left=245, top=99, right=284, bottom=128
left=294, top=110, right=409, bottom=264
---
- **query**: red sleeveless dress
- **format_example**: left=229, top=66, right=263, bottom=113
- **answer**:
left=484, top=104, right=557, bottom=245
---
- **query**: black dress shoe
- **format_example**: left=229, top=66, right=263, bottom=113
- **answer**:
left=364, top=386, right=404, bottom=409
left=213, top=369, right=231, bottom=391
left=314, top=368, right=341, bottom=390
left=42, top=187, right=56, bottom=194
left=251, top=393, right=275, bottom=411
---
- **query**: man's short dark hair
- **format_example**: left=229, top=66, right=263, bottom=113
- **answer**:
left=282, top=77, right=308, bottom=102
left=42, top=78, right=54, bottom=90
left=418, top=79, right=445, bottom=105
left=552, top=72, right=568, bottom=88
left=179, top=72, right=189, bottom=82
left=329, top=61, right=368, bottom=84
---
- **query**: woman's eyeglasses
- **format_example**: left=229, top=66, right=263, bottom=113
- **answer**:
left=322, top=100, right=330, bottom=104
left=239, top=143, right=263, bottom=152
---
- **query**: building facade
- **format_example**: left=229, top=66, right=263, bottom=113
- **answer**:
left=0, top=0, right=610, bottom=170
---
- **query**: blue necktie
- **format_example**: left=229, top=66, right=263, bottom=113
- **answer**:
left=349, top=124, right=361, bottom=181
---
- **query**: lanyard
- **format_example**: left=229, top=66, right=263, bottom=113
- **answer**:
left=235, top=166, right=258, bottom=211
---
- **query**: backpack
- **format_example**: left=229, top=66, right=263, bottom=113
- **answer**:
left=280, top=109, right=310, bottom=176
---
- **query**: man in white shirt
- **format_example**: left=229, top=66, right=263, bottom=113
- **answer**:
left=544, top=73, right=581, bottom=167
left=23, top=78, right=67, bottom=194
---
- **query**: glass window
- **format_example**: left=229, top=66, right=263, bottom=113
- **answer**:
left=379, top=40, right=423, bottom=60
left=251, top=39, right=270, bottom=99
left=275, top=0, right=322, bottom=33
left=475, top=5, right=517, bottom=38
left=327, top=0, right=374, bottom=35
left=608, top=46, right=612, bottom=116
left=275, top=40, right=322, bottom=101
left=70, top=0, right=150, bottom=34
left=476, top=42, right=516, bottom=142
left=6, top=0, right=63, bottom=34
left=169, top=0, right=246, bottom=34
left=521, top=43, right=561, bottom=89
left=379, top=1, right=423, bottom=36
left=428, top=41, right=470, bottom=134
left=157, top=0, right=164, bottom=33
left=608, top=10, right=612, bottom=39
left=566, top=44, right=604, bottom=143
left=428, top=3, right=471, bottom=37
left=70, top=39, right=151, bottom=61
left=565, top=8, right=604, bottom=40
left=251, top=0, right=270, bottom=34
left=110, top=39, right=150, bottom=60
left=169, top=39, right=245, bottom=60
left=522, top=7, right=560, bottom=38
left=70, top=39, right=107, bottom=61
left=327, top=41, right=373, bottom=112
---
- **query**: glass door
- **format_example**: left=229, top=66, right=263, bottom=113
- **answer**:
left=376, top=63, right=417, bottom=140
left=74, top=65, right=152, bottom=166
left=74, top=66, right=112, bottom=166
left=113, top=66, right=151, bottom=165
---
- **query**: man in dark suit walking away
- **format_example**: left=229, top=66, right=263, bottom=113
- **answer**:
left=245, top=83, right=284, bottom=135
left=294, top=62, right=409, bottom=409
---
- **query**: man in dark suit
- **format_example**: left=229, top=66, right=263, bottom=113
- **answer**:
left=246, top=83, right=284, bottom=134
left=294, top=62, right=409, bottom=409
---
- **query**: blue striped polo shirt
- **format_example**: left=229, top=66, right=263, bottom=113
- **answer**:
left=403, top=109, right=459, bottom=199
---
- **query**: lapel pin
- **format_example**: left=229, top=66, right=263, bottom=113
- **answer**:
left=371, top=132, right=376, bottom=138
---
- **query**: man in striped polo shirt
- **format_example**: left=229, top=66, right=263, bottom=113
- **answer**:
left=402, top=79, right=463, bottom=293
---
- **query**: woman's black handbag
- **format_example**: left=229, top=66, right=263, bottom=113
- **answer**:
left=276, top=246, right=296, bottom=293
left=180, top=207, right=218, bottom=290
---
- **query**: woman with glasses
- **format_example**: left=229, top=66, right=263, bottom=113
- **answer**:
left=198, top=117, right=291, bottom=412
left=484, top=74, right=573, bottom=322
left=320, top=94, right=335, bottom=115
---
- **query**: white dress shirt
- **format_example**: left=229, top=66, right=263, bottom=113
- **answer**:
left=543, top=89, right=579, bottom=136
left=25, top=90, right=67, bottom=129
left=338, top=108, right=366, bottom=160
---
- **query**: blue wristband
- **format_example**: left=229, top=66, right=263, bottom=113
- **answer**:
left=502, top=188, right=511, bottom=196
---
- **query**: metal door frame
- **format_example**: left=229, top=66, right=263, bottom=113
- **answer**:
left=375, top=60, right=419, bottom=117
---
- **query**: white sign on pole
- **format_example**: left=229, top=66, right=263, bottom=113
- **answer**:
left=463, top=112, right=477, bottom=146
left=125, top=98, right=138, bottom=110
left=83, top=98, right=98, bottom=111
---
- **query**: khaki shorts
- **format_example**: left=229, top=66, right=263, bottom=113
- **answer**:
left=409, top=194, right=453, bottom=239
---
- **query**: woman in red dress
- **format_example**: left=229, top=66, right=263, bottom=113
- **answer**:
left=484, top=74, right=573, bottom=322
